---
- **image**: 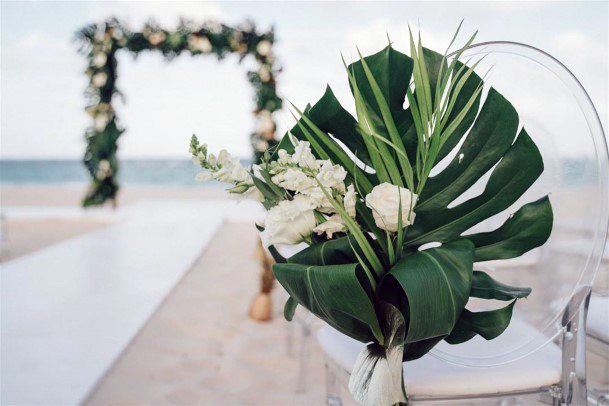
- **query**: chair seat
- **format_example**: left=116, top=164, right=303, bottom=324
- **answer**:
left=588, top=296, right=609, bottom=343
left=317, top=319, right=561, bottom=397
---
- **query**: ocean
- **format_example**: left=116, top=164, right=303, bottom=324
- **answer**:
left=0, top=158, right=593, bottom=186
left=0, top=159, right=252, bottom=187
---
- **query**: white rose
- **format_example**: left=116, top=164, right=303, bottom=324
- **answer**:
left=94, top=113, right=110, bottom=131
left=258, top=65, right=271, bottom=82
left=92, top=52, right=107, bottom=68
left=313, top=214, right=346, bottom=238
left=256, top=40, right=272, bottom=56
left=262, top=195, right=316, bottom=245
left=188, top=35, right=212, bottom=53
left=317, top=161, right=347, bottom=192
left=91, top=72, right=107, bottom=88
left=344, top=184, right=357, bottom=217
left=292, top=140, right=318, bottom=169
left=365, top=182, right=417, bottom=232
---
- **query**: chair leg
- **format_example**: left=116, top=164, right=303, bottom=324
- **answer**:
left=560, top=286, right=592, bottom=405
left=325, top=359, right=343, bottom=406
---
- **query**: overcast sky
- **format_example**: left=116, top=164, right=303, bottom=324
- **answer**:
left=1, top=1, right=607, bottom=159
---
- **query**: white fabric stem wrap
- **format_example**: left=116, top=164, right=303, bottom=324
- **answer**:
left=348, top=303, right=408, bottom=406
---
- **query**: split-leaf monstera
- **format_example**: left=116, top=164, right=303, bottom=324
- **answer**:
left=272, top=43, right=553, bottom=364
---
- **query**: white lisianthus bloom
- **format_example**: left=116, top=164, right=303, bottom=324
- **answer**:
left=317, top=161, right=347, bottom=193
left=313, top=214, right=347, bottom=238
left=292, top=141, right=318, bottom=169
left=365, top=182, right=418, bottom=232
left=262, top=195, right=317, bottom=245
left=344, top=184, right=357, bottom=217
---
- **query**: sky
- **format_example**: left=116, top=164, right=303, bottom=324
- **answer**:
left=1, top=1, right=607, bottom=159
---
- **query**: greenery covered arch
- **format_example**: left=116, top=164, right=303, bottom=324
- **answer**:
left=77, top=18, right=282, bottom=206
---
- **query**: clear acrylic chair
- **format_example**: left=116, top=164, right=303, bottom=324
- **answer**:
left=317, top=41, right=608, bottom=406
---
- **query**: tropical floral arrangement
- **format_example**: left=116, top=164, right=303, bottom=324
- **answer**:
left=190, top=26, right=553, bottom=405
left=77, top=18, right=281, bottom=206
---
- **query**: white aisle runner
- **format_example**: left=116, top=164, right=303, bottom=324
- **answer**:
left=1, top=200, right=263, bottom=405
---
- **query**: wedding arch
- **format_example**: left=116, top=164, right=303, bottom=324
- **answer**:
left=77, top=18, right=282, bottom=206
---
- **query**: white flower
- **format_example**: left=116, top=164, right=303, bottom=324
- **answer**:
left=256, top=40, right=272, bottom=56
left=148, top=32, right=166, bottom=46
left=272, top=168, right=315, bottom=193
left=188, top=35, right=212, bottom=53
left=257, top=112, right=274, bottom=134
left=92, top=52, right=107, bottom=68
left=313, top=214, right=346, bottom=238
left=292, top=140, right=318, bottom=169
left=91, top=72, right=107, bottom=88
left=303, top=186, right=335, bottom=214
left=344, top=184, right=357, bottom=217
left=96, top=159, right=112, bottom=180
left=195, top=172, right=213, bottom=182
left=259, top=65, right=271, bottom=82
left=277, top=149, right=291, bottom=164
left=216, top=150, right=231, bottom=166
left=94, top=113, right=110, bottom=131
left=262, top=195, right=317, bottom=245
left=317, top=161, right=347, bottom=193
left=243, top=186, right=264, bottom=202
left=365, top=182, right=417, bottom=232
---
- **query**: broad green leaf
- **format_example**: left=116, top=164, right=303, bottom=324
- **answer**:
left=445, top=301, right=516, bottom=344
left=378, top=239, right=474, bottom=359
left=407, top=128, right=544, bottom=246
left=273, top=262, right=384, bottom=343
left=470, top=271, right=531, bottom=301
left=466, top=196, right=553, bottom=262
left=284, top=296, right=298, bottom=321
left=287, top=235, right=358, bottom=266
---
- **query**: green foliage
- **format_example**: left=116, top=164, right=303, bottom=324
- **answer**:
left=272, top=31, right=553, bottom=360
left=77, top=18, right=281, bottom=206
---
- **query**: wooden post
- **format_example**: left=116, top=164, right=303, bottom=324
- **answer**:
left=248, top=237, right=275, bottom=321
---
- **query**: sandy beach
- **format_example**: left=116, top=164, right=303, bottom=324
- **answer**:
left=1, top=184, right=327, bottom=404
left=2, top=184, right=607, bottom=403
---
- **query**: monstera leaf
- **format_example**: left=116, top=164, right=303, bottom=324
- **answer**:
left=273, top=262, right=384, bottom=344
left=378, top=239, right=474, bottom=360
left=273, top=43, right=553, bottom=355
